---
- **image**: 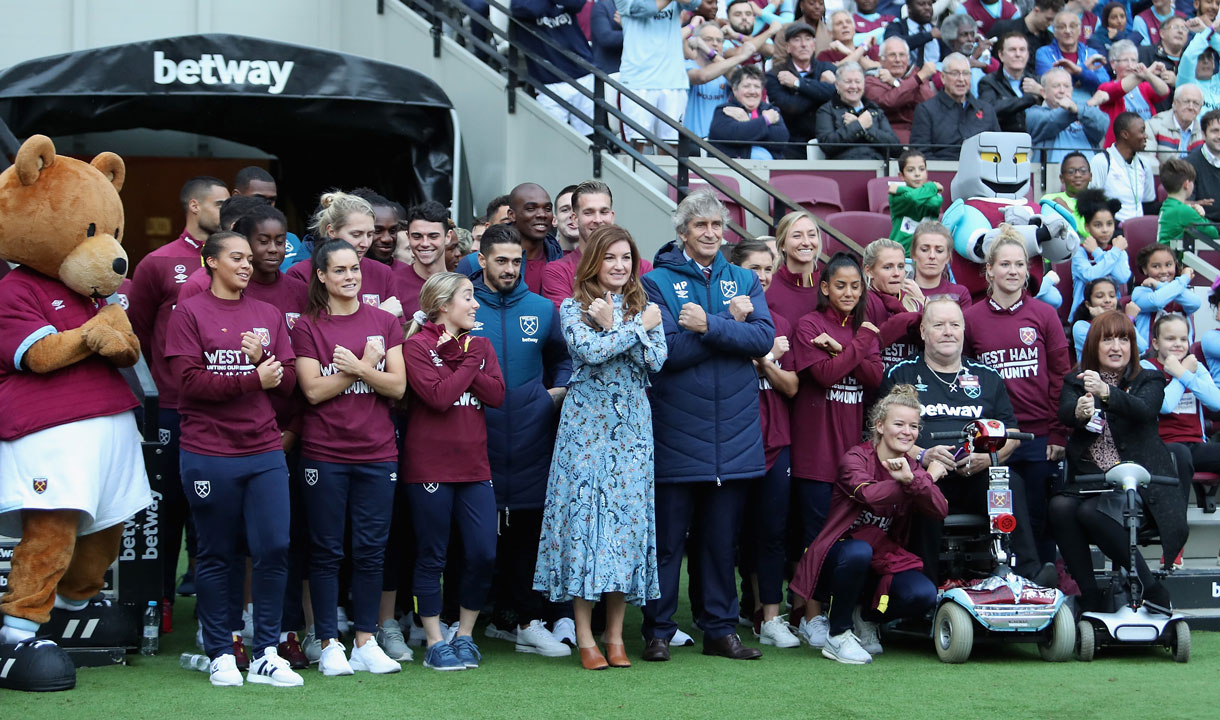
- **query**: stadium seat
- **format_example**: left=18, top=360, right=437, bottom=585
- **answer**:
left=1194, top=472, right=1220, bottom=513
left=825, top=211, right=892, bottom=249
left=668, top=174, right=746, bottom=241
left=1122, top=215, right=1159, bottom=277
left=768, top=173, right=843, bottom=220
left=867, top=176, right=901, bottom=214
left=1051, top=260, right=1073, bottom=324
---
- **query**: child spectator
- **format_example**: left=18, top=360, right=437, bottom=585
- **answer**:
left=1070, top=188, right=1131, bottom=316
left=888, top=150, right=943, bottom=254
left=1157, top=157, right=1220, bottom=246
left=1132, top=243, right=1201, bottom=346
left=1069, top=277, right=1145, bottom=359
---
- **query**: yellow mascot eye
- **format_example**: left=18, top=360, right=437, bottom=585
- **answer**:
left=979, top=152, right=1001, bottom=163
left=1013, top=152, right=1029, bottom=163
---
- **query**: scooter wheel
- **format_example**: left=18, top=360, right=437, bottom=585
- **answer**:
left=1075, top=619, right=1095, bottom=662
left=1170, top=620, right=1191, bottom=663
left=1039, top=606, right=1075, bottom=662
left=933, top=602, right=973, bottom=664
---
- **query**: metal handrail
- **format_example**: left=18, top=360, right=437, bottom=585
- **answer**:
left=401, top=0, right=867, bottom=255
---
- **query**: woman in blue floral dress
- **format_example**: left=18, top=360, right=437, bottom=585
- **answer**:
left=534, top=225, right=667, bottom=671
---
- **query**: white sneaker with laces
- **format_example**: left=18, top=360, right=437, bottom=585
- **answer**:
left=672, top=628, right=695, bottom=647
left=209, top=653, right=243, bottom=687
left=551, top=617, right=576, bottom=646
left=797, top=616, right=829, bottom=648
left=376, top=619, right=414, bottom=662
left=852, top=607, right=883, bottom=656
left=302, top=626, right=322, bottom=664
left=350, top=636, right=402, bottom=674
left=514, top=620, right=572, bottom=657
left=484, top=622, right=518, bottom=642
left=336, top=607, right=351, bottom=637
left=318, top=640, right=354, bottom=676
left=759, top=616, right=801, bottom=648
left=248, top=647, right=304, bottom=687
left=822, top=630, right=873, bottom=665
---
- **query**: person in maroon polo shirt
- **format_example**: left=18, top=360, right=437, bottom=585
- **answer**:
left=126, top=175, right=229, bottom=627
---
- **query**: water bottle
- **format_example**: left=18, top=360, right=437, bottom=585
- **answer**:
left=141, top=600, right=159, bottom=656
left=179, top=653, right=210, bottom=673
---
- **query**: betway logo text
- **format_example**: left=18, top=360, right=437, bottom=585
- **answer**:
left=153, top=51, right=294, bottom=95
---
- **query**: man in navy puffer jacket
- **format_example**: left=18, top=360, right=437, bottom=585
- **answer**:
left=640, top=191, right=774, bottom=662
left=470, top=225, right=574, bottom=658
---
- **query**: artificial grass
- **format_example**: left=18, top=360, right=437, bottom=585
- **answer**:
left=11, top=593, right=1215, bottom=720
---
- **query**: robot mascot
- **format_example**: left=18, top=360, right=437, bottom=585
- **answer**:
left=943, top=132, right=1080, bottom=305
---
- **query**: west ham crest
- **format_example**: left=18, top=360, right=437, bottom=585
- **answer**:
left=305, top=468, right=319, bottom=486
left=520, top=316, right=539, bottom=336
left=253, top=327, right=271, bottom=347
left=194, top=480, right=210, bottom=499
left=1019, top=327, right=1037, bottom=346
left=285, top=312, right=300, bottom=330
left=32, top=478, right=47, bottom=494
left=159, top=428, right=172, bottom=446
left=720, top=280, right=738, bottom=298
left=362, top=294, right=381, bottom=307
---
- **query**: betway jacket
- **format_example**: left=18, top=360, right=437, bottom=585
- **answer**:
left=643, top=243, right=774, bottom=483
left=471, top=271, right=572, bottom=509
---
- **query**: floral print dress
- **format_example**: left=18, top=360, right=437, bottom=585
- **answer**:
left=533, top=296, right=667, bottom=605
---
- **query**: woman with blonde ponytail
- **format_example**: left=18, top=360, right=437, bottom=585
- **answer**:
left=401, top=272, right=505, bottom=672
left=789, top=384, right=946, bottom=666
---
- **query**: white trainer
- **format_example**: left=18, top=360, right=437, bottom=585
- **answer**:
left=336, top=607, right=351, bottom=637
left=404, top=613, right=428, bottom=647
left=672, top=628, right=695, bottom=647
left=484, top=622, right=518, bottom=643
left=318, top=640, right=354, bottom=676
left=302, top=626, right=322, bottom=664
left=551, top=617, right=576, bottom=647
left=209, top=653, right=244, bottom=687
left=822, top=630, right=873, bottom=665
left=514, top=619, right=572, bottom=657
left=376, top=619, right=414, bottom=662
left=248, top=647, right=305, bottom=687
left=797, top=615, right=829, bottom=648
left=852, top=607, right=883, bottom=656
left=350, top=636, right=402, bottom=674
left=758, top=616, right=801, bottom=648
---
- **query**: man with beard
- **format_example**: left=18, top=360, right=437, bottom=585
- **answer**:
left=470, top=222, right=575, bottom=657
left=990, top=0, right=1063, bottom=70
left=765, top=22, right=837, bottom=157
left=721, top=0, right=783, bottom=63
left=865, top=37, right=938, bottom=143
left=127, top=175, right=229, bottom=629
left=883, top=0, right=941, bottom=66
left=459, top=183, right=564, bottom=293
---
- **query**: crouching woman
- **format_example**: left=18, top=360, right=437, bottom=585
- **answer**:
left=789, top=385, right=947, bottom=665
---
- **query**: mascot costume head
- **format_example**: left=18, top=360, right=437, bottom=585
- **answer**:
left=0, top=135, right=150, bottom=692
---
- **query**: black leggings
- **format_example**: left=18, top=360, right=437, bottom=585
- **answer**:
left=1048, top=493, right=1156, bottom=599
left=1167, top=441, right=1220, bottom=507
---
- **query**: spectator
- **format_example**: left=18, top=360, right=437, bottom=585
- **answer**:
left=1087, top=1, right=1136, bottom=53
left=793, top=0, right=834, bottom=55
left=766, top=22, right=838, bottom=155
left=888, top=150, right=945, bottom=253
left=765, top=210, right=823, bottom=328
left=1043, top=150, right=1095, bottom=233
left=640, top=191, right=774, bottom=662
left=1132, top=244, right=1200, bottom=345
left=1179, top=15, right=1220, bottom=113
left=615, top=0, right=703, bottom=152
left=1027, top=67, right=1109, bottom=161
left=964, top=0, right=1021, bottom=37
left=814, top=63, right=901, bottom=160
left=1133, top=0, right=1185, bottom=46
left=1144, top=83, right=1205, bottom=172
left=852, top=0, right=897, bottom=48
left=978, top=32, right=1045, bottom=133
left=511, top=0, right=596, bottom=136
left=1035, top=11, right=1110, bottom=104
left=1070, top=188, right=1131, bottom=317
left=1054, top=310, right=1182, bottom=615
left=685, top=22, right=762, bottom=137
left=535, top=226, right=666, bottom=671
left=990, top=0, right=1065, bottom=70
left=910, top=53, right=1001, bottom=160
left=1186, top=109, right=1220, bottom=222
left=883, top=0, right=942, bottom=66
left=1088, top=111, right=1155, bottom=222
left=756, top=0, right=798, bottom=26
left=1068, top=0, right=1102, bottom=42
left=1196, top=0, right=1220, bottom=24
left=941, top=14, right=999, bottom=96
left=590, top=0, right=624, bottom=74
left=1158, top=157, right=1220, bottom=245
left=708, top=65, right=791, bottom=159
left=788, top=385, right=946, bottom=666
left=909, top=220, right=973, bottom=305
left=865, top=37, right=938, bottom=143
left=1070, top=277, right=1145, bottom=357
left=1096, top=41, right=1171, bottom=145
left=722, top=0, right=783, bottom=62
left=1138, top=15, right=1188, bottom=88
left=818, top=10, right=881, bottom=69
left=469, top=224, right=574, bottom=661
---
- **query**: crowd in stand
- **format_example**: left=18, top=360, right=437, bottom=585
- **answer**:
left=108, top=149, right=1219, bottom=686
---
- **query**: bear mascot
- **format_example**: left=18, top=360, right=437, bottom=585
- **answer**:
left=942, top=131, right=1080, bottom=305
left=0, top=135, right=151, bottom=692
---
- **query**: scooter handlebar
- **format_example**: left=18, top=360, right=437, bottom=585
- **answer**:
left=1073, top=473, right=1179, bottom=486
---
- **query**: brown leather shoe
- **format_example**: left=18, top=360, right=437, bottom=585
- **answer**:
left=702, top=632, right=761, bottom=660
left=605, top=642, right=631, bottom=668
left=642, top=637, right=670, bottom=662
left=580, top=645, right=609, bottom=670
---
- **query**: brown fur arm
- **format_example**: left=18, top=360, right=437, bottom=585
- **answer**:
left=23, top=327, right=93, bottom=373
left=82, top=304, right=141, bottom=368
